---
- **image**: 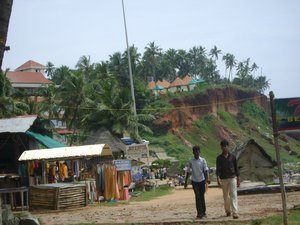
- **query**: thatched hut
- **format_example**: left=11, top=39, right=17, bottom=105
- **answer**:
left=234, top=139, right=277, bottom=182
left=82, top=127, right=126, bottom=159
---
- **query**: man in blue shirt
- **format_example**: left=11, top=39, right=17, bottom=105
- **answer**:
left=184, top=146, right=210, bottom=219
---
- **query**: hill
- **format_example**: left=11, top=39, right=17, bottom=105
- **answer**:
left=144, top=86, right=300, bottom=170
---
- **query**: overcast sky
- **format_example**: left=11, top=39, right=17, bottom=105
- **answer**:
left=3, top=0, right=300, bottom=98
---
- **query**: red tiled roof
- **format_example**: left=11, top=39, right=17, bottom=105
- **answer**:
left=169, top=77, right=185, bottom=87
left=6, top=71, right=52, bottom=84
left=56, top=129, right=74, bottom=135
left=147, top=81, right=156, bottom=90
left=156, top=79, right=170, bottom=88
left=29, top=96, right=46, bottom=102
left=15, top=60, right=45, bottom=71
left=182, top=75, right=192, bottom=85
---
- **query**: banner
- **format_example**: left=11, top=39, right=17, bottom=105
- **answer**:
left=113, top=159, right=132, bottom=171
left=126, top=143, right=148, bottom=159
left=275, top=98, right=300, bottom=133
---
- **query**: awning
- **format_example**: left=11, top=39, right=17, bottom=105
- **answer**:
left=18, top=144, right=112, bottom=161
left=0, top=115, right=37, bottom=133
left=26, top=131, right=65, bottom=148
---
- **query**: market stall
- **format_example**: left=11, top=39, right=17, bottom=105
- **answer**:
left=18, top=144, right=114, bottom=210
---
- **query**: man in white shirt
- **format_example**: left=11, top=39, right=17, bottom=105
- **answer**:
left=184, top=146, right=210, bottom=219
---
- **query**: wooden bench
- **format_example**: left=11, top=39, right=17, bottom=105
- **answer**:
left=0, top=187, right=29, bottom=211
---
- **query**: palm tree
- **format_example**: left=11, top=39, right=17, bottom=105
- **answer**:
left=209, top=45, right=221, bottom=62
left=76, top=55, right=95, bottom=81
left=254, top=75, right=270, bottom=93
left=56, top=70, right=86, bottom=145
left=45, top=62, right=55, bottom=79
left=37, top=84, right=60, bottom=119
left=0, top=0, right=13, bottom=70
left=0, top=70, right=29, bottom=118
left=51, top=65, right=71, bottom=85
left=222, top=53, right=236, bottom=82
left=251, top=62, right=259, bottom=77
left=82, top=77, right=154, bottom=142
left=108, top=52, right=128, bottom=86
left=141, top=41, right=162, bottom=81
left=176, top=49, right=190, bottom=77
left=162, top=48, right=178, bottom=81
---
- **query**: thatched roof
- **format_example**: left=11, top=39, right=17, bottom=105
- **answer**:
left=234, top=139, right=277, bottom=182
left=234, top=139, right=276, bottom=166
left=82, top=128, right=126, bottom=153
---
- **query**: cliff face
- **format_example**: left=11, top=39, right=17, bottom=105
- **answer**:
left=158, top=87, right=269, bottom=131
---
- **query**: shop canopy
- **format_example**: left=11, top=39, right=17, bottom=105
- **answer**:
left=18, top=144, right=113, bottom=161
left=26, top=131, right=65, bottom=148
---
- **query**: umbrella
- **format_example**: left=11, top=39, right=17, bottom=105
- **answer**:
left=153, top=85, right=164, bottom=90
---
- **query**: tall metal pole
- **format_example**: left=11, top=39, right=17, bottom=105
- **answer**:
left=269, top=91, right=288, bottom=225
left=122, top=0, right=137, bottom=117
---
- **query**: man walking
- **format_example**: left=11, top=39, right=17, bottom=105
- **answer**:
left=216, top=140, right=240, bottom=219
left=184, top=146, right=210, bottom=219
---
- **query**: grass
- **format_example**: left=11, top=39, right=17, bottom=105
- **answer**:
left=248, top=205, right=300, bottom=225
left=130, top=184, right=174, bottom=202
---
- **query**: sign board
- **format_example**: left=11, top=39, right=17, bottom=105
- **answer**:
left=126, top=143, right=148, bottom=159
left=275, top=98, right=300, bottom=133
left=113, top=159, right=132, bottom=171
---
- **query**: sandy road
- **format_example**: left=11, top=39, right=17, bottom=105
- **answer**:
left=32, top=186, right=300, bottom=225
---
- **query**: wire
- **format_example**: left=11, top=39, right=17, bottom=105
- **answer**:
left=37, top=95, right=264, bottom=112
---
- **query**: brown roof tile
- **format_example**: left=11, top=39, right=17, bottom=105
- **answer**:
left=6, top=71, right=52, bottom=84
left=182, top=75, right=192, bottom=85
left=147, top=81, right=156, bottom=90
left=15, top=60, right=45, bottom=71
left=156, top=79, right=170, bottom=88
left=169, top=77, right=185, bottom=87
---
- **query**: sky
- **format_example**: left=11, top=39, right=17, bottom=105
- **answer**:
left=2, top=0, right=300, bottom=98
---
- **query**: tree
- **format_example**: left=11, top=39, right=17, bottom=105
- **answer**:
left=76, top=55, right=95, bottom=82
left=251, top=62, right=259, bottom=77
left=254, top=75, right=270, bottom=93
left=56, top=70, right=86, bottom=145
left=108, top=51, right=128, bottom=86
left=162, top=48, right=178, bottom=81
left=222, top=53, right=236, bottom=82
left=209, top=45, right=221, bottom=62
left=45, top=61, right=55, bottom=79
left=176, top=49, right=190, bottom=77
left=0, top=70, right=29, bottom=118
left=141, top=41, right=162, bottom=81
left=0, top=0, right=13, bottom=70
left=81, top=77, right=154, bottom=142
left=37, top=84, right=60, bottom=119
left=51, top=65, right=71, bottom=85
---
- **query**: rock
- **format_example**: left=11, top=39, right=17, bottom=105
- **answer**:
left=18, top=212, right=40, bottom=225
left=2, top=204, right=20, bottom=225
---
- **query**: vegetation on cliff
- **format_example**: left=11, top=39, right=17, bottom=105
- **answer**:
left=144, top=85, right=300, bottom=170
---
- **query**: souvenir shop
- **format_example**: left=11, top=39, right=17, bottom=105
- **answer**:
left=18, top=144, right=132, bottom=210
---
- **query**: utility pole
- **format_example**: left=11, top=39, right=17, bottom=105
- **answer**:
left=269, top=91, right=288, bottom=225
left=121, top=0, right=137, bottom=117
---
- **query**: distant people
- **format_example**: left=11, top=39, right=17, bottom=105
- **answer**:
left=60, top=162, right=69, bottom=181
left=167, top=177, right=175, bottom=187
left=159, top=169, right=164, bottom=180
left=184, top=146, right=210, bottom=219
left=178, top=174, right=184, bottom=186
left=216, top=140, right=240, bottom=219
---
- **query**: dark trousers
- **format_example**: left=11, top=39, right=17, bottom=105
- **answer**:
left=192, top=180, right=206, bottom=216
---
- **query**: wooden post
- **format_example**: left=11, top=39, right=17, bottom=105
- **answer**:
left=269, top=91, right=288, bottom=225
left=0, top=196, right=2, bottom=225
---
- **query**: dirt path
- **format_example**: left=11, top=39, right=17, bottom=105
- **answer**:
left=32, top=186, right=300, bottom=225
